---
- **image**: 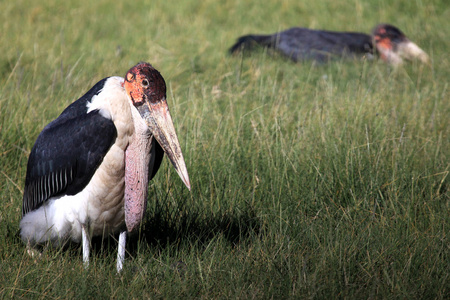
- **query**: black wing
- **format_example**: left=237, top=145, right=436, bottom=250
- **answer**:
left=149, top=139, right=164, bottom=181
left=276, top=28, right=373, bottom=62
left=22, top=79, right=117, bottom=216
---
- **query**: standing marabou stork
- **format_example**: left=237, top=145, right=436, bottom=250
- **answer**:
left=229, top=24, right=429, bottom=65
left=20, top=62, right=191, bottom=272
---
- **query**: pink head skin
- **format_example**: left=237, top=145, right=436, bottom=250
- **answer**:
left=123, top=62, right=190, bottom=232
left=372, top=24, right=429, bottom=65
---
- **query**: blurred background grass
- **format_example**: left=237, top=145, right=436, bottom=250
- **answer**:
left=0, top=0, right=448, bottom=298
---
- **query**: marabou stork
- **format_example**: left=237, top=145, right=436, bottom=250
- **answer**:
left=20, top=62, right=191, bottom=272
left=229, top=24, right=429, bottom=65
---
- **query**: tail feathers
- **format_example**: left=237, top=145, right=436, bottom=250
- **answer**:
left=229, top=34, right=275, bottom=54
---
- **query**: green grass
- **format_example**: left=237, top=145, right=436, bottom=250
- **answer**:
left=1, top=0, right=448, bottom=298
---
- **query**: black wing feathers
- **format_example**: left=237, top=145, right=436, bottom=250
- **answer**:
left=22, top=78, right=117, bottom=216
left=149, top=140, right=164, bottom=181
left=230, top=27, right=373, bottom=63
left=228, top=34, right=275, bottom=54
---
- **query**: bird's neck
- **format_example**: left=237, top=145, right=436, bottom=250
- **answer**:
left=124, top=121, right=153, bottom=233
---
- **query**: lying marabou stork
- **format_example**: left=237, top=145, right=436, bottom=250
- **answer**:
left=229, top=24, right=429, bottom=65
left=20, top=62, right=191, bottom=272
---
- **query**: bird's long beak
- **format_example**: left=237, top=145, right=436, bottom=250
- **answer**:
left=397, top=40, right=430, bottom=64
left=137, top=100, right=191, bottom=191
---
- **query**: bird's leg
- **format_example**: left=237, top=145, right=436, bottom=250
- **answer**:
left=26, top=242, right=43, bottom=261
left=81, top=224, right=90, bottom=269
left=116, top=230, right=127, bottom=273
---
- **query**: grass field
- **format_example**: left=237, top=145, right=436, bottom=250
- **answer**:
left=0, top=0, right=449, bottom=298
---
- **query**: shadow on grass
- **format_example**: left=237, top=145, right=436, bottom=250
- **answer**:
left=143, top=202, right=259, bottom=247
left=88, top=194, right=261, bottom=258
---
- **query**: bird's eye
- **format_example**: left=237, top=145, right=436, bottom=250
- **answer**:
left=141, top=79, right=149, bottom=87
